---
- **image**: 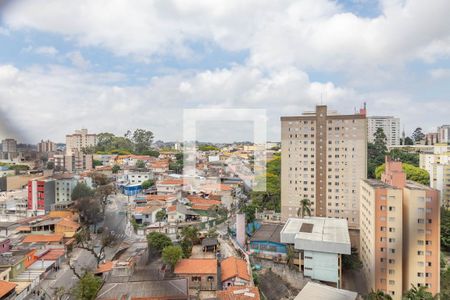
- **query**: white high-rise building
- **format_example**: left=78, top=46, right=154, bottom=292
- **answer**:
left=438, top=125, right=450, bottom=144
left=65, top=129, right=97, bottom=155
left=368, top=116, right=400, bottom=147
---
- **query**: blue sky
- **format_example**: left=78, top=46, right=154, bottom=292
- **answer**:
left=0, top=0, right=449, bottom=143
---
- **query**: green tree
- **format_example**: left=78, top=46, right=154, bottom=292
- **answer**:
left=404, top=137, right=414, bottom=145
left=389, top=149, right=419, bottom=167
left=198, top=145, right=220, bottom=151
left=126, top=129, right=154, bottom=154
left=141, top=149, right=160, bottom=157
left=46, top=161, right=55, bottom=170
left=147, top=232, right=172, bottom=254
left=95, top=184, right=115, bottom=214
left=135, top=160, right=146, bottom=169
left=441, top=208, right=450, bottom=250
left=180, top=238, right=193, bottom=258
left=297, top=198, right=311, bottom=218
left=71, top=183, right=94, bottom=201
left=375, top=163, right=430, bottom=185
left=90, top=172, right=110, bottom=186
left=251, top=156, right=281, bottom=212
left=241, top=203, right=257, bottom=224
left=368, top=128, right=388, bottom=178
left=365, top=290, right=393, bottom=300
left=93, top=160, right=103, bottom=167
left=141, top=179, right=155, bottom=189
left=180, top=226, right=200, bottom=245
left=403, top=285, right=436, bottom=300
left=72, top=272, right=102, bottom=300
left=112, top=165, right=120, bottom=174
left=206, top=227, right=219, bottom=238
left=441, top=266, right=450, bottom=300
left=342, top=247, right=362, bottom=270
left=162, top=245, right=183, bottom=269
left=412, top=127, right=425, bottom=143
left=156, top=209, right=167, bottom=222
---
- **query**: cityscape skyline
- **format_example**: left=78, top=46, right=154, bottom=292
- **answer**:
left=1, top=1, right=450, bottom=143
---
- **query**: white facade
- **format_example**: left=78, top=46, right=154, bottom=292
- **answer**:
left=368, top=116, right=400, bottom=147
left=438, top=125, right=450, bottom=144
left=280, top=217, right=350, bottom=287
left=420, top=144, right=450, bottom=207
left=55, top=178, right=78, bottom=203
left=1, top=139, right=17, bottom=153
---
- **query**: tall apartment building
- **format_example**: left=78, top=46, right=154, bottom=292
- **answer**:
left=425, top=133, right=439, bottom=146
left=438, top=125, right=450, bottom=144
left=37, top=139, right=56, bottom=153
left=368, top=116, right=400, bottom=147
left=360, top=158, right=440, bottom=299
left=65, top=129, right=96, bottom=155
left=420, top=144, right=450, bottom=208
left=1, top=138, right=17, bottom=153
left=1, top=138, right=18, bottom=160
left=281, top=105, right=367, bottom=230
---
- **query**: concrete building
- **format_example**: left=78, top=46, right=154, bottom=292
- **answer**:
left=438, top=125, right=450, bottom=144
left=37, top=140, right=56, bottom=153
left=0, top=139, right=17, bottom=160
left=360, top=179, right=403, bottom=298
left=27, top=178, right=56, bottom=215
left=65, top=129, right=96, bottom=154
left=280, top=105, right=367, bottom=230
left=368, top=116, right=400, bottom=147
left=425, top=133, right=439, bottom=146
left=359, top=157, right=440, bottom=299
left=64, top=149, right=93, bottom=173
left=54, top=177, right=78, bottom=204
left=280, top=217, right=351, bottom=288
left=420, top=144, right=450, bottom=208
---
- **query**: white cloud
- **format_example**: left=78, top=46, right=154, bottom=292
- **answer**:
left=66, top=51, right=91, bottom=69
left=35, top=46, right=58, bottom=56
left=429, top=68, right=450, bottom=80
left=3, top=0, right=450, bottom=73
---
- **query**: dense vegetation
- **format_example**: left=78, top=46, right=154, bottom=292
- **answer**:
left=375, top=163, right=430, bottom=185
left=84, top=129, right=159, bottom=156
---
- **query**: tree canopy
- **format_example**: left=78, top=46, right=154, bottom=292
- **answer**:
left=147, top=232, right=172, bottom=255
left=71, top=183, right=94, bottom=201
left=198, top=145, right=220, bottom=151
left=250, top=156, right=281, bottom=212
left=72, top=272, right=102, bottom=300
left=141, top=179, right=155, bottom=189
left=162, top=245, right=183, bottom=269
left=375, top=163, right=429, bottom=185
left=93, top=129, right=156, bottom=155
left=368, top=128, right=388, bottom=178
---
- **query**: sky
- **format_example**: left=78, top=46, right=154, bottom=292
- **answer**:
left=0, top=0, right=449, bottom=143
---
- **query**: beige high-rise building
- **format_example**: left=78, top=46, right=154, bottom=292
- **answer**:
left=360, top=158, right=440, bottom=299
left=281, top=105, right=367, bottom=230
left=65, top=129, right=96, bottom=155
left=37, top=139, right=56, bottom=153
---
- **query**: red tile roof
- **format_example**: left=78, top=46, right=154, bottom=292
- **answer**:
left=22, top=233, right=64, bottom=243
left=145, top=194, right=177, bottom=201
left=217, top=286, right=261, bottom=300
left=158, top=179, right=184, bottom=185
left=40, top=249, right=65, bottom=261
left=221, top=256, right=250, bottom=282
left=95, top=261, right=115, bottom=274
left=188, top=197, right=221, bottom=206
left=174, top=258, right=217, bottom=275
left=0, top=281, right=16, bottom=298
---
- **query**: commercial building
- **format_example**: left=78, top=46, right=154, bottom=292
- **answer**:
left=420, top=144, right=450, bottom=208
left=37, top=140, right=56, bottom=153
left=368, top=116, right=400, bottom=147
left=360, top=157, right=440, bottom=299
left=280, top=217, right=351, bottom=288
left=65, top=128, right=96, bottom=154
left=280, top=105, right=367, bottom=230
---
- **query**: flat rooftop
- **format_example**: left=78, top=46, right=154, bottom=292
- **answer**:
left=280, top=217, right=351, bottom=255
left=362, top=179, right=397, bottom=189
left=294, top=282, right=357, bottom=300
left=250, top=223, right=284, bottom=244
